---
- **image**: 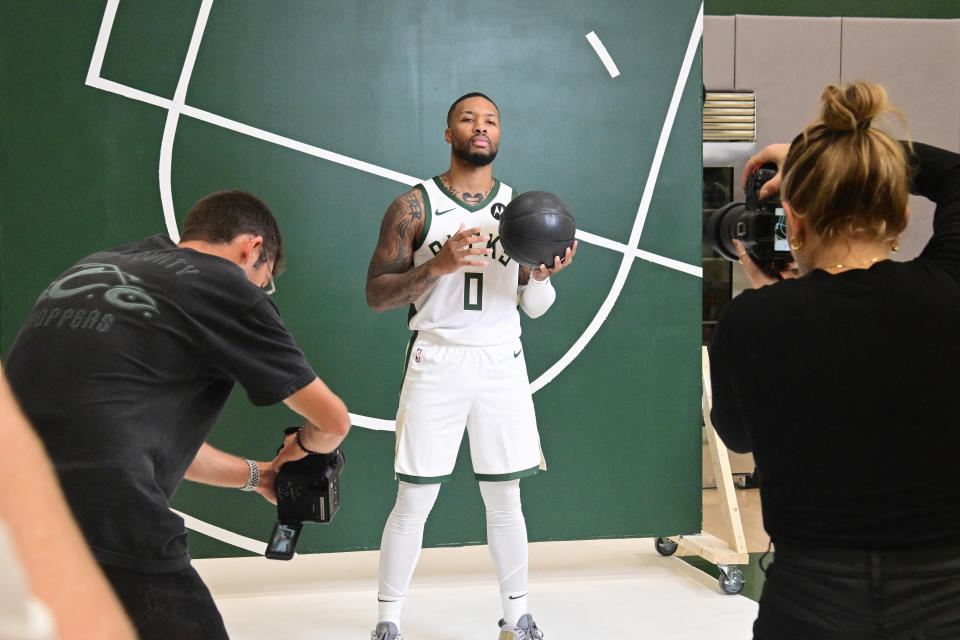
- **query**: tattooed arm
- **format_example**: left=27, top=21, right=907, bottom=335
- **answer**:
left=366, top=189, right=492, bottom=312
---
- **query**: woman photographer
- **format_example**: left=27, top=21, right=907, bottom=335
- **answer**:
left=710, top=81, right=960, bottom=639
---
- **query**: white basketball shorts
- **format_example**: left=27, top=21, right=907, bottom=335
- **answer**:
left=394, top=332, right=546, bottom=483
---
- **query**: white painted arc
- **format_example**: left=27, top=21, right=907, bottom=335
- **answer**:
left=630, top=6, right=704, bottom=249
left=83, top=2, right=704, bottom=407
left=158, top=0, right=214, bottom=243
left=83, top=1, right=704, bottom=411
left=84, top=4, right=699, bottom=279
left=530, top=6, right=704, bottom=393
left=82, top=1, right=704, bottom=551
left=171, top=509, right=265, bottom=554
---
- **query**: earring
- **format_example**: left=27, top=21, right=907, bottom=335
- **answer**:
left=891, top=239, right=899, bottom=253
left=789, top=236, right=803, bottom=250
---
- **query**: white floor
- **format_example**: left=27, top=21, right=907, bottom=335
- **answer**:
left=196, top=538, right=758, bottom=639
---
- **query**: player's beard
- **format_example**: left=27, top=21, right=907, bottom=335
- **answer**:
left=452, top=140, right=498, bottom=167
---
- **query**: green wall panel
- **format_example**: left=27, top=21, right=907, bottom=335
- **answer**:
left=1, top=0, right=703, bottom=557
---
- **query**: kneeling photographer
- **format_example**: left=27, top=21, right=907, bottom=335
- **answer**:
left=709, top=81, right=960, bottom=640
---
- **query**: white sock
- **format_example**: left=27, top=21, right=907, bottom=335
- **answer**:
left=376, top=481, right=441, bottom=625
left=501, top=591, right=529, bottom=627
left=479, top=480, right=529, bottom=626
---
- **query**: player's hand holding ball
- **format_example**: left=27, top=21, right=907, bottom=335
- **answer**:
left=499, top=191, right=577, bottom=279
left=530, top=242, right=577, bottom=280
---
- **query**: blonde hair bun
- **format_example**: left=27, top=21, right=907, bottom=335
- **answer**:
left=782, top=81, right=909, bottom=248
left=819, top=82, right=888, bottom=133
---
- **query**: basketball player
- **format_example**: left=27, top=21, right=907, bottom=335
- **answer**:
left=366, top=92, right=576, bottom=640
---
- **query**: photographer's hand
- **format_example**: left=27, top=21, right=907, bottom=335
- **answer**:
left=734, top=239, right=798, bottom=288
left=254, top=462, right=278, bottom=504
left=184, top=443, right=281, bottom=503
left=255, top=430, right=301, bottom=505
left=743, top=143, right=790, bottom=199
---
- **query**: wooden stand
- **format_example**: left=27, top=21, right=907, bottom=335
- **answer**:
left=657, top=346, right=749, bottom=593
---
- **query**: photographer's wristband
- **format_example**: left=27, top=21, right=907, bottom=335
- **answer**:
left=295, top=427, right=322, bottom=455
left=240, top=459, right=260, bottom=492
left=295, top=427, right=339, bottom=465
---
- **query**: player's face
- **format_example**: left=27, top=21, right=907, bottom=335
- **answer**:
left=446, top=97, right=500, bottom=167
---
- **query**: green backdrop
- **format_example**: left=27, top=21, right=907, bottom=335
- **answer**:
left=1, top=0, right=703, bottom=557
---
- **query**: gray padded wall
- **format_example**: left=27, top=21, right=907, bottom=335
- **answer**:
left=734, top=16, right=841, bottom=148
left=841, top=18, right=960, bottom=258
left=702, top=15, right=960, bottom=261
left=703, top=16, right=735, bottom=90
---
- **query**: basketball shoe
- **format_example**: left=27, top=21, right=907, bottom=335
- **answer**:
left=370, top=621, right=403, bottom=640
left=497, top=614, right=543, bottom=639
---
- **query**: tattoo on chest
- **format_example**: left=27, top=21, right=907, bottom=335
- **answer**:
left=440, top=174, right=490, bottom=206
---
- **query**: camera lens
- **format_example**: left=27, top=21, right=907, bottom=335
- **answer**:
left=707, top=202, right=745, bottom=262
left=703, top=179, right=730, bottom=210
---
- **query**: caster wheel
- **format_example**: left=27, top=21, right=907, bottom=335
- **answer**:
left=654, top=537, right=678, bottom=556
left=718, top=566, right=745, bottom=594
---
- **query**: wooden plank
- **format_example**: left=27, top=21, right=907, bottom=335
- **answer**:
left=701, top=347, right=749, bottom=556
left=671, top=532, right=750, bottom=566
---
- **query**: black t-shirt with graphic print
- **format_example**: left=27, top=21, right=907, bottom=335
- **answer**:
left=4, top=234, right=316, bottom=572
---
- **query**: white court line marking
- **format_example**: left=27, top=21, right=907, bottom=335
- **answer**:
left=349, top=412, right=395, bottom=432
left=180, top=104, right=421, bottom=186
left=90, top=77, right=173, bottom=110
left=83, top=2, right=702, bottom=545
left=585, top=31, right=621, bottom=78
left=85, top=0, right=118, bottom=86
left=87, top=0, right=173, bottom=112
left=84, top=3, right=698, bottom=279
left=172, top=509, right=264, bottom=554
left=531, top=4, right=703, bottom=393
left=158, top=0, right=214, bottom=243
left=576, top=229, right=703, bottom=278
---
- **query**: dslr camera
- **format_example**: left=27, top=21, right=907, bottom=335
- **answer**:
left=265, top=427, right=345, bottom=560
left=707, top=162, right=793, bottom=277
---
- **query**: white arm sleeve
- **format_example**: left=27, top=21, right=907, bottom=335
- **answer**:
left=518, top=276, right=556, bottom=318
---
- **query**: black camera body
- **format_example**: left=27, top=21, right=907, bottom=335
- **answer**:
left=265, top=444, right=345, bottom=561
left=707, top=163, right=793, bottom=276
left=275, top=449, right=344, bottom=524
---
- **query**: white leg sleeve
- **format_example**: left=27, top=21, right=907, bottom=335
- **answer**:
left=518, top=276, right=556, bottom=318
left=377, top=481, right=441, bottom=624
left=479, top=479, right=529, bottom=625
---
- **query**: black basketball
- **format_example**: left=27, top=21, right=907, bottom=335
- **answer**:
left=498, top=191, right=576, bottom=268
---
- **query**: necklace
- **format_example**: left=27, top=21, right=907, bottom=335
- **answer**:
left=821, top=256, right=887, bottom=272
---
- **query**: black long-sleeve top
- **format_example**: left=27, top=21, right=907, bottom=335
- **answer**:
left=710, top=143, right=960, bottom=550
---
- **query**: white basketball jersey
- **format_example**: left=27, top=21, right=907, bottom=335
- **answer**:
left=408, top=177, right=520, bottom=346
